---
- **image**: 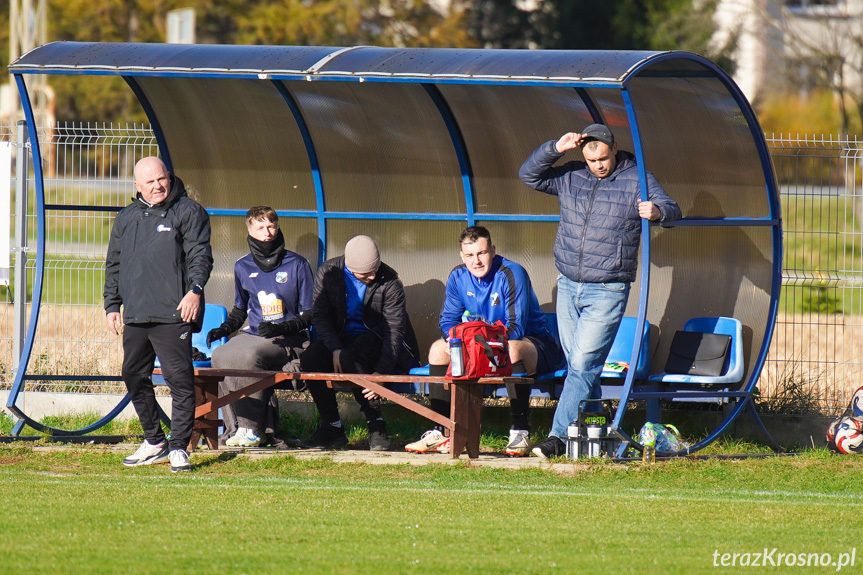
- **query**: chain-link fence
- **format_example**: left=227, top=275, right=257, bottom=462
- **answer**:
left=0, top=125, right=860, bottom=413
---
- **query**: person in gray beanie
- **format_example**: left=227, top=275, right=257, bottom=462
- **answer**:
left=299, top=235, right=420, bottom=451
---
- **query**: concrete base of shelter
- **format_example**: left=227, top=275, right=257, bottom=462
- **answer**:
left=0, top=390, right=173, bottom=422
left=0, top=391, right=837, bottom=450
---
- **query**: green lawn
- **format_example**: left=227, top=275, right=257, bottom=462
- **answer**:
left=1, top=445, right=860, bottom=574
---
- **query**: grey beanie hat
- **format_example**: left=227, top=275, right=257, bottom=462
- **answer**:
left=344, top=235, right=381, bottom=274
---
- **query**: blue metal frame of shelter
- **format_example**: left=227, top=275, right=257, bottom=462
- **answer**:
left=7, top=43, right=782, bottom=453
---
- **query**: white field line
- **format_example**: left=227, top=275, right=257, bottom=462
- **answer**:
left=4, top=472, right=863, bottom=506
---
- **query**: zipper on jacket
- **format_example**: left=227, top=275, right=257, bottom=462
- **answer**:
left=577, top=178, right=601, bottom=282
left=358, top=279, right=384, bottom=342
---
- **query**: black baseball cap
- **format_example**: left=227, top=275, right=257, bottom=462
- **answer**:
left=581, top=123, right=615, bottom=146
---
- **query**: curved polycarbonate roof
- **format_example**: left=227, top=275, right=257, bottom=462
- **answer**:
left=13, top=41, right=674, bottom=83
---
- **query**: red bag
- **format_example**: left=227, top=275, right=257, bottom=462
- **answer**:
left=446, top=320, right=512, bottom=379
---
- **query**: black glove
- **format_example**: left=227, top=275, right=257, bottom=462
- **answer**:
left=206, top=326, right=230, bottom=347
left=258, top=316, right=310, bottom=338
left=258, top=321, right=289, bottom=338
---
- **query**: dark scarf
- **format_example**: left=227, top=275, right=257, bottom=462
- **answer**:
left=247, top=229, right=286, bottom=272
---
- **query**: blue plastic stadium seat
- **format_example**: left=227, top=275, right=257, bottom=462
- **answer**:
left=534, top=314, right=651, bottom=381
left=647, top=316, right=744, bottom=386
left=191, top=304, right=228, bottom=367
left=600, top=316, right=652, bottom=381
left=409, top=365, right=430, bottom=376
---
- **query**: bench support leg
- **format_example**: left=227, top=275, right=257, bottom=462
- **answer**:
left=449, top=382, right=483, bottom=459
left=189, top=377, right=222, bottom=451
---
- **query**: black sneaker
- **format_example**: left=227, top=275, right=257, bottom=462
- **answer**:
left=300, top=423, right=348, bottom=449
left=367, top=421, right=392, bottom=452
left=262, top=434, right=291, bottom=451
left=531, top=436, right=566, bottom=459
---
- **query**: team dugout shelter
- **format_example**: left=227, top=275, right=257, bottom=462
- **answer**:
left=8, top=42, right=782, bottom=454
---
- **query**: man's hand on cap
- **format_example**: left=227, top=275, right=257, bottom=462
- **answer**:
left=555, top=132, right=582, bottom=153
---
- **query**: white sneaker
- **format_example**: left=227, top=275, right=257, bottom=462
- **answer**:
left=504, top=429, right=531, bottom=457
left=405, top=429, right=450, bottom=453
left=170, top=449, right=191, bottom=473
left=225, top=427, right=261, bottom=447
left=122, top=440, right=170, bottom=467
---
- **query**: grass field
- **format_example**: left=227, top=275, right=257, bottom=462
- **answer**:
left=1, top=443, right=861, bottom=575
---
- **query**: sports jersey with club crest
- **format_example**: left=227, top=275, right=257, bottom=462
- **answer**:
left=233, top=249, right=314, bottom=336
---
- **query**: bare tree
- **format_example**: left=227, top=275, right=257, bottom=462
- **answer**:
left=759, top=1, right=863, bottom=133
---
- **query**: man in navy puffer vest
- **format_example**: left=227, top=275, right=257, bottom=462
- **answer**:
left=520, top=124, right=681, bottom=459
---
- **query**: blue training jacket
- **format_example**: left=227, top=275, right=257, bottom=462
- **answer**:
left=439, top=254, right=552, bottom=341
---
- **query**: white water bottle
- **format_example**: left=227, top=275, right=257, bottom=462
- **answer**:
left=450, top=338, right=464, bottom=377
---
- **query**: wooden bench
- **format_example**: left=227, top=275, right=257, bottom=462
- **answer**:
left=153, top=367, right=532, bottom=459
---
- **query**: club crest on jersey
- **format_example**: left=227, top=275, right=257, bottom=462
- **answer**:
left=156, top=224, right=172, bottom=233
left=275, top=272, right=288, bottom=284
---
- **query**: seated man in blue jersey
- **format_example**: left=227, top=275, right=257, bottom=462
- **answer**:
left=299, top=235, right=420, bottom=451
left=405, top=225, right=564, bottom=456
left=207, top=206, right=314, bottom=449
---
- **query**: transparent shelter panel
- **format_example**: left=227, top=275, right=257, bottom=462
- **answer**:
left=646, top=224, right=775, bottom=383
left=440, top=83, right=591, bottom=216
left=326, top=218, right=466, bottom=358
left=627, top=76, right=772, bottom=219
left=287, top=81, right=464, bottom=214
left=135, top=77, right=317, bottom=210
left=318, top=47, right=655, bottom=82
left=11, top=42, right=340, bottom=74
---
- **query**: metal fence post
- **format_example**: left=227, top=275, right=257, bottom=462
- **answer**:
left=13, top=119, right=29, bottom=372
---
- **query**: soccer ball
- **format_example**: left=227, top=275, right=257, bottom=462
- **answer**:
left=851, top=386, right=863, bottom=417
left=825, top=416, right=858, bottom=451
left=833, top=416, right=863, bottom=454
left=826, top=417, right=842, bottom=449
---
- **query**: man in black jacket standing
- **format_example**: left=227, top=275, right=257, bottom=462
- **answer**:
left=299, top=235, right=420, bottom=451
left=104, top=156, right=213, bottom=472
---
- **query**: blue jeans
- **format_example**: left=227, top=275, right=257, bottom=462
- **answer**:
left=551, top=276, right=630, bottom=438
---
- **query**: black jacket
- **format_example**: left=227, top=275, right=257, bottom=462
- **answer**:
left=312, top=256, right=420, bottom=375
left=104, top=175, right=213, bottom=326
